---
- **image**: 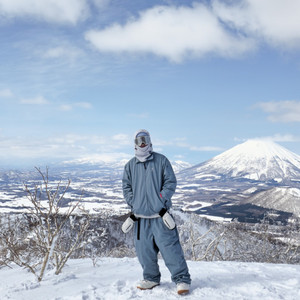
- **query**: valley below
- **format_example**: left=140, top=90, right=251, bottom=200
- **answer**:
left=1, top=139, right=300, bottom=266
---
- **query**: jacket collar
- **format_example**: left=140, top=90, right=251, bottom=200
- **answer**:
left=135, top=152, right=154, bottom=163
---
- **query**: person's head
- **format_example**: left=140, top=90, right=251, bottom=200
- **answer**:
left=134, top=129, right=151, bottom=148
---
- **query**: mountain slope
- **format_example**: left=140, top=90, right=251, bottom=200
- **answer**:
left=180, top=139, right=300, bottom=182
left=59, top=157, right=191, bottom=174
left=244, top=187, right=300, bottom=216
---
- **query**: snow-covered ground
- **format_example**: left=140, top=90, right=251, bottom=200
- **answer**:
left=1, top=257, right=299, bottom=300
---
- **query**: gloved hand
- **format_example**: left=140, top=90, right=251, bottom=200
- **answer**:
left=159, top=208, right=176, bottom=230
left=121, top=214, right=137, bottom=233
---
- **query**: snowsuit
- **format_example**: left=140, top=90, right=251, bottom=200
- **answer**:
left=122, top=151, right=191, bottom=284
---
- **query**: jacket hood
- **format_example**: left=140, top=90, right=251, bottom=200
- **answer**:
left=134, top=129, right=151, bottom=139
left=134, top=129, right=152, bottom=162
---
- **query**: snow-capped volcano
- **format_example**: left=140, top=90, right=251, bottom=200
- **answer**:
left=180, top=139, right=300, bottom=182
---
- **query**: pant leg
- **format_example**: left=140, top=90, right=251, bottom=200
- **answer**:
left=152, top=218, right=191, bottom=284
left=134, top=218, right=161, bottom=283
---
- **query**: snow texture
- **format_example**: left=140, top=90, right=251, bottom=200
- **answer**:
left=1, top=257, right=300, bottom=299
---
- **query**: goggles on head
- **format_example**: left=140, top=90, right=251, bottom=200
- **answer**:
left=135, top=135, right=151, bottom=147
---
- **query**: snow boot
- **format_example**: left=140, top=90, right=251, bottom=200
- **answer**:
left=177, top=282, right=190, bottom=295
left=137, top=280, right=159, bottom=290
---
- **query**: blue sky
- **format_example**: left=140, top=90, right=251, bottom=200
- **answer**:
left=0, top=0, right=300, bottom=168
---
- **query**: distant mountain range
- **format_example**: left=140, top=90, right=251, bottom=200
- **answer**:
left=1, top=139, right=300, bottom=223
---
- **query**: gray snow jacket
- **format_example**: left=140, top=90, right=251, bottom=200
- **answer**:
left=122, top=152, right=177, bottom=216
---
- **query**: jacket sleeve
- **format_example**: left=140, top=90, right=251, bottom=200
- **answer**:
left=160, top=158, right=177, bottom=209
left=122, top=163, right=134, bottom=209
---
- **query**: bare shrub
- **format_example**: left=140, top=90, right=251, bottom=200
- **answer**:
left=1, top=167, right=90, bottom=281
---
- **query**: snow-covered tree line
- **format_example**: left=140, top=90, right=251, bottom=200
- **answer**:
left=1, top=210, right=299, bottom=275
left=175, top=211, right=300, bottom=264
left=0, top=168, right=299, bottom=281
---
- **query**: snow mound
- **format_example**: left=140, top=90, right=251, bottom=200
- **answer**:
left=1, top=257, right=300, bottom=300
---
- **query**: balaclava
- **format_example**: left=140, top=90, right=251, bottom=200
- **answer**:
left=134, top=129, right=153, bottom=162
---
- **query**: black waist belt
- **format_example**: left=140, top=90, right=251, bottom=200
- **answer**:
left=133, top=208, right=167, bottom=241
left=129, top=214, right=141, bottom=241
left=137, top=218, right=141, bottom=240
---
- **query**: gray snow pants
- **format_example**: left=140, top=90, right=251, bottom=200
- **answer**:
left=134, top=217, right=191, bottom=284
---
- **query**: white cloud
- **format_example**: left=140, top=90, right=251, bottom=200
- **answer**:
left=256, top=100, right=300, bottom=122
left=0, top=132, right=131, bottom=165
left=190, top=146, right=224, bottom=152
left=59, top=104, right=73, bottom=111
left=85, top=3, right=255, bottom=62
left=213, top=0, right=300, bottom=49
left=84, top=0, right=300, bottom=62
left=235, top=134, right=300, bottom=143
left=43, top=46, right=82, bottom=60
left=263, top=134, right=300, bottom=142
left=172, top=138, right=223, bottom=152
left=75, top=102, right=93, bottom=109
left=20, top=96, right=49, bottom=105
left=59, top=102, right=92, bottom=111
left=154, top=136, right=223, bottom=152
left=174, top=154, right=184, bottom=159
left=0, top=88, right=13, bottom=98
left=112, top=134, right=131, bottom=145
left=44, top=47, right=69, bottom=59
left=91, top=0, right=110, bottom=10
left=48, top=133, right=130, bottom=150
left=127, top=113, right=149, bottom=119
left=0, top=0, right=89, bottom=24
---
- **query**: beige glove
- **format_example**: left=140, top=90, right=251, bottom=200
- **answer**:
left=159, top=208, right=176, bottom=230
left=121, top=215, right=137, bottom=233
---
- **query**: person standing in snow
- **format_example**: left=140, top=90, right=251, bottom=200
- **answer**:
left=122, top=129, right=191, bottom=295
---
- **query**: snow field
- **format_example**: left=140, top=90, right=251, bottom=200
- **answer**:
left=1, top=257, right=300, bottom=300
